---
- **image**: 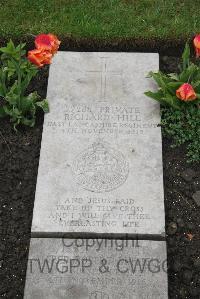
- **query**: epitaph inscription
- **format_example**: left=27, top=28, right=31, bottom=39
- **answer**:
left=32, top=52, right=165, bottom=236
left=49, top=197, right=149, bottom=230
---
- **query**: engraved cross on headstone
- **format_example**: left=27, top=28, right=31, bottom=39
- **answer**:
left=86, top=57, right=122, bottom=102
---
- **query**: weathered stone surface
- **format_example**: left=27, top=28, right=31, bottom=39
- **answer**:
left=32, top=52, right=165, bottom=236
left=24, top=238, right=168, bottom=299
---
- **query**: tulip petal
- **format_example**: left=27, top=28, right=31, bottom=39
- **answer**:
left=176, top=83, right=197, bottom=102
left=27, top=48, right=53, bottom=68
left=35, top=33, right=61, bottom=55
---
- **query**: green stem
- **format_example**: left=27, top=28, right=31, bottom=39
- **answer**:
left=1, top=70, right=7, bottom=96
left=187, top=73, right=192, bottom=84
left=18, top=42, right=22, bottom=110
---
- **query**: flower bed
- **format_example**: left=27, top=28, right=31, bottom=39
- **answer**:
left=0, top=46, right=200, bottom=298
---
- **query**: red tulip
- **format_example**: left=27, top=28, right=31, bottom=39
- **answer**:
left=28, top=48, right=52, bottom=68
left=193, top=35, right=200, bottom=58
left=176, top=83, right=197, bottom=101
left=35, top=33, right=61, bottom=55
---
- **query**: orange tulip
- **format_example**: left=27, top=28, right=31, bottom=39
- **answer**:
left=193, top=34, right=200, bottom=58
left=28, top=48, right=52, bottom=68
left=35, top=33, right=61, bottom=55
left=176, top=83, right=197, bottom=101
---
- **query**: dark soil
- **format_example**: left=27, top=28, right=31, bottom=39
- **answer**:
left=0, top=54, right=200, bottom=299
left=1, top=35, right=193, bottom=56
left=0, top=67, right=48, bottom=299
left=160, top=56, right=200, bottom=299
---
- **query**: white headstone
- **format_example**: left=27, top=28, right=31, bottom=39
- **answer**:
left=24, top=238, right=168, bottom=298
left=32, top=52, right=165, bottom=236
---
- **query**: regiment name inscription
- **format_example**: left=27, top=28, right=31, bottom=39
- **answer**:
left=47, top=104, right=157, bottom=136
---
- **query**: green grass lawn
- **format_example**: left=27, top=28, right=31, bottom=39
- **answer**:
left=0, top=0, right=200, bottom=39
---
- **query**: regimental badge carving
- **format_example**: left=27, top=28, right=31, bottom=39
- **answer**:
left=72, top=142, right=129, bottom=193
